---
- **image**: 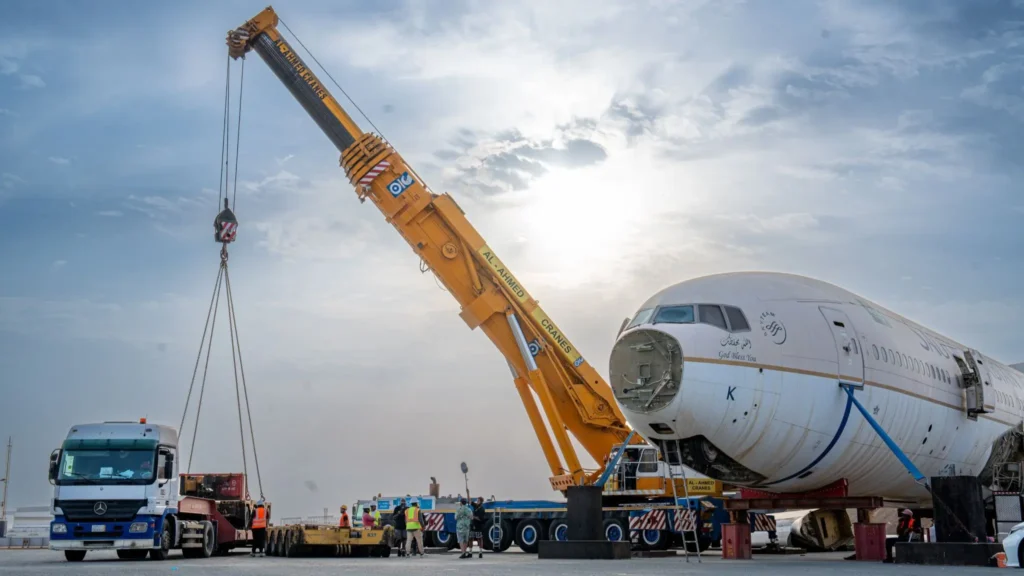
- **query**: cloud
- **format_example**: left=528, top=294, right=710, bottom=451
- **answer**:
left=0, top=108, right=17, bottom=117
left=48, top=156, right=70, bottom=165
left=96, top=210, right=123, bottom=217
left=51, top=260, right=67, bottom=270
left=433, top=120, right=609, bottom=199
left=19, top=74, right=44, bottom=89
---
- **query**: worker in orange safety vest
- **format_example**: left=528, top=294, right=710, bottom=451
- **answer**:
left=339, top=505, right=351, bottom=528
left=251, top=500, right=268, bottom=557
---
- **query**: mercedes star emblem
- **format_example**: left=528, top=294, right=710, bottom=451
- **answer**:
left=93, top=501, right=108, bottom=515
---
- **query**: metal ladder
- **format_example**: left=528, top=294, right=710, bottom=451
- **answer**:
left=665, top=440, right=701, bottom=562
left=489, top=499, right=502, bottom=554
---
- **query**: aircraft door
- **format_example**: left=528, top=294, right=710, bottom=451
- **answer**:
left=819, top=307, right=864, bottom=386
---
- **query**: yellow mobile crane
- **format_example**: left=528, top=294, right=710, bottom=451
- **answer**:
left=225, top=7, right=705, bottom=501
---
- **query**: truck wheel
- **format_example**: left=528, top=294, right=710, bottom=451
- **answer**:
left=483, top=518, right=513, bottom=552
left=199, top=521, right=215, bottom=558
left=684, top=536, right=711, bottom=553
left=433, top=530, right=455, bottom=549
left=64, top=550, right=86, bottom=562
left=602, top=518, right=628, bottom=543
left=149, top=525, right=172, bottom=560
left=640, top=529, right=670, bottom=550
left=514, top=519, right=545, bottom=553
left=548, top=520, right=569, bottom=542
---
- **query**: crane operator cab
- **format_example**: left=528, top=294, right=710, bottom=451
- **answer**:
left=605, top=444, right=665, bottom=495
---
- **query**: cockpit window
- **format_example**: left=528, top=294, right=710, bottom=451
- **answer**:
left=698, top=305, right=728, bottom=330
left=653, top=305, right=695, bottom=324
left=626, top=308, right=655, bottom=330
left=724, top=306, right=750, bottom=332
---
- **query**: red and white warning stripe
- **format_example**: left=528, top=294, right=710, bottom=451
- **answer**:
left=358, top=160, right=391, bottom=184
left=750, top=513, right=776, bottom=533
left=424, top=513, right=445, bottom=532
left=673, top=509, right=697, bottom=533
left=218, top=221, right=237, bottom=242
left=629, top=509, right=667, bottom=531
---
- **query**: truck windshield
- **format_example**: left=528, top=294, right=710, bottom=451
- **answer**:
left=57, top=448, right=157, bottom=485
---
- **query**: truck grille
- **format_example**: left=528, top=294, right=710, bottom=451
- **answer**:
left=55, top=499, right=146, bottom=522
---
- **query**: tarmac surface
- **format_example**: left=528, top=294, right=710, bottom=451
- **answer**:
left=0, top=549, right=1001, bottom=575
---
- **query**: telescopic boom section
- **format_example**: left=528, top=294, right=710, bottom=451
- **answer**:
left=228, top=6, right=641, bottom=488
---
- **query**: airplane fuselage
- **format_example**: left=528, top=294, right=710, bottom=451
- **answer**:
left=609, top=272, right=1023, bottom=504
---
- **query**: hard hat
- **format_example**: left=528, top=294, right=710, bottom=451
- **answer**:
left=341, top=504, right=347, bottom=510
left=901, top=508, right=913, bottom=516
left=256, top=499, right=264, bottom=506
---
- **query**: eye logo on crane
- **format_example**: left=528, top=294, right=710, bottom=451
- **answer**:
left=528, top=339, right=541, bottom=357
left=387, top=172, right=415, bottom=197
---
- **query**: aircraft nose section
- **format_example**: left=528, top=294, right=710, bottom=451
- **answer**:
left=609, top=328, right=683, bottom=414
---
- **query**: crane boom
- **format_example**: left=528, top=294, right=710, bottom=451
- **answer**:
left=228, top=6, right=643, bottom=489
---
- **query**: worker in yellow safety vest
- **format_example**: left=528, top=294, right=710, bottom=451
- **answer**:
left=371, top=504, right=381, bottom=527
left=405, top=502, right=424, bottom=557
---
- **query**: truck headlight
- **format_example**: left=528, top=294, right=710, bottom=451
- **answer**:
left=130, top=522, right=148, bottom=533
left=52, top=523, right=67, bottom=534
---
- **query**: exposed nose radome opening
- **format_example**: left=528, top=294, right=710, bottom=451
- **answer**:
left=609, top=328, right=683, bottom=413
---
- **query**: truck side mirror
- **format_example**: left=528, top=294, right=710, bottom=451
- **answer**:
left=48, top=449, right=61, bottom=484
left=163, top=453, right=175, bottom=482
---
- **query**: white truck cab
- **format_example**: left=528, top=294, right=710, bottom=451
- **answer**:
left=48, top=419, right=179, bottom=561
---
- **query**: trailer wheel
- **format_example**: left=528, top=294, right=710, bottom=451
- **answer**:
left=514, top=519, right=545, bottom=553
left=64, top=550, right=86, bottom=562
left=284, top=530, right=299, bottom=558
left=273, top=532, right=283, bottom=556
left=149, top=524, right=172, bottom=560
left=548, top=520, right=569, bottom=542
left=199, top=521, right=215, bottom=558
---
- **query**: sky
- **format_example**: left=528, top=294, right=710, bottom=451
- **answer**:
left=1, top=0, right=1023, bottom=518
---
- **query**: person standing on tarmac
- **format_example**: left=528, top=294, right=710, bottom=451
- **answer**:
left=405, top=501, right=425, bottom=557
left=339, top=505, right=351, bottom=528
left=393, top=499, right=408, bottom=557
left=371, top=503, right=381, bottom=527
left=469, top=497, right=486, bottom=557
left=456, top=498, right=473, bottom=559
left=250, top=500, right=268, bottom=557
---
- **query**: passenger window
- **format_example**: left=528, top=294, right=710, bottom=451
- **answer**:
left=851, top=340, right=859, bottom=355
left=698, top=305, right=728, bottom=330
left=888, top=349, right=895, bottom=364
left=897, top=354, right=904, bottom=368
left=626, top=308, right=655, bottom=330
left=873, top=345, right=879, bottom=360
left=653, top=305, right=695, bottom=324
left=929, top=365, right=936, bottom=379
left=724, top=306, right=751, bottom=332
left=882, top=348, right=889, bottom=363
